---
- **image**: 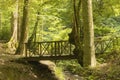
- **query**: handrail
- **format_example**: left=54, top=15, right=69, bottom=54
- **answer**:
left=25, top=37, right=120, bottom=58
left=25, top=40, right=74, bottom=57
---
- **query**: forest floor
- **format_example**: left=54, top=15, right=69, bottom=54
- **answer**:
left=0, top=43, right=63, bottom=80
left=64, top=50, right=120, bottom=80
left=0, top=44, right=59, bottom=80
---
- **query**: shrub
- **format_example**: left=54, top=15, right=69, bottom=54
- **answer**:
left=0, top=27, right=11, bottom=41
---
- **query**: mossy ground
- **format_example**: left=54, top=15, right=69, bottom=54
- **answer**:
left=56, top=51, right=120, bottom=80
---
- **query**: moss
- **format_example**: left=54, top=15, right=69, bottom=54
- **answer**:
left=54, top=67, right=65, bottom=80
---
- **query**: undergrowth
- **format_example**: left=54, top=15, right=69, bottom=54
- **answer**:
left=56, top=50, right=120, bottom=80
left=54, top=67, right=65, bottom=80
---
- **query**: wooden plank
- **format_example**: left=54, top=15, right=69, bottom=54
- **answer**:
left=23, top=55, right=76, bottom=61
left=25, top=40, right=68, bottom=44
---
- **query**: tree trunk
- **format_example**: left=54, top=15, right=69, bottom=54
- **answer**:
left=15, top=0, right=29, bottom=55
left=9, top=11, right=18, bottom=43
left=0, top=12, right=1, bottom=30
left=69, top=0, right=84, bottom=66
left=17, top=10, right=21, bottom=41
left=82, top=0, right=96, bottom=67
left=7, top=0, right=19, bottom=53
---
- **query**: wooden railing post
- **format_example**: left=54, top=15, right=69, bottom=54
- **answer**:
left=25, top=43, right=27, bottom=57
left=54, top=42, right=57, bottom=56
left=70, top=43, right=72, bottom=55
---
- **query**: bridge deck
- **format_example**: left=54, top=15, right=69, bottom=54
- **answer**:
left=23, top=55, right=76, bottom=61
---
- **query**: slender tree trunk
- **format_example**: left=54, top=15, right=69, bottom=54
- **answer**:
left=17, top=10, right=21, bottom=41
left=7, top=0, right=19, bottom=53
left=0, top=12, right=1, bottom=30
left=15, top=0, right=29, bottom=55
left=69, top=0, right=84, bottom=66
left=73, top=0, right=83, bottom=66
left=9, top=11, right=18, bottom=43
left=82, top=0, right=96, bottom=67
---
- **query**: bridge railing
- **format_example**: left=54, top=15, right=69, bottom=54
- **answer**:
left=95, top=37, right=120, bottom=54
left=25, top=40, right=75, bottom=57
left=25, top=37, right=120, bottom=57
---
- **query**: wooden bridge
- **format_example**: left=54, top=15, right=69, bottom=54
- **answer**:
left=24, top=37, right=120, bottom=61
left=25, top=41, right=75, bottom=60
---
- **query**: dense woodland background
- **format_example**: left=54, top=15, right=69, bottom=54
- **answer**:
left=0, top=0, right=120, bottom=41
left=0, top=0, right=120, bottom=80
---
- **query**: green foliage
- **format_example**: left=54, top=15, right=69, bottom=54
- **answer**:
left=94, top=26, right=115, bottom=37
left=0, top=27, right=11, bottom=40
left=54, top=67, right=65, bottom=80
left=93, top=51, right=120, bottom=80
left=27, top=0, right=73, bottom=41
left=93, top=0, right=120, bottom=39
left=55, top=51, right=120, bottom=80
left=1, top=0, right=120, bottom=41
left=56, top=60, right=83, bottom=74
left=94, top=16, right=120, bottom=38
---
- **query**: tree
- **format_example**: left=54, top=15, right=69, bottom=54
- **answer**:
left=7, top=0, right=19, bottom=52
left=0, top=12, right=1, bottom=30
left=69, top=0, right=84, bottom=66
left=15, top=0, right=29, bottom=55
left=82, top=0, right=96, bottom=67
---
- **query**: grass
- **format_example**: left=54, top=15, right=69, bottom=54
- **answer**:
left=54, top=67, right=65, bottom=80
left=55, top=50, right=120, bottom=80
